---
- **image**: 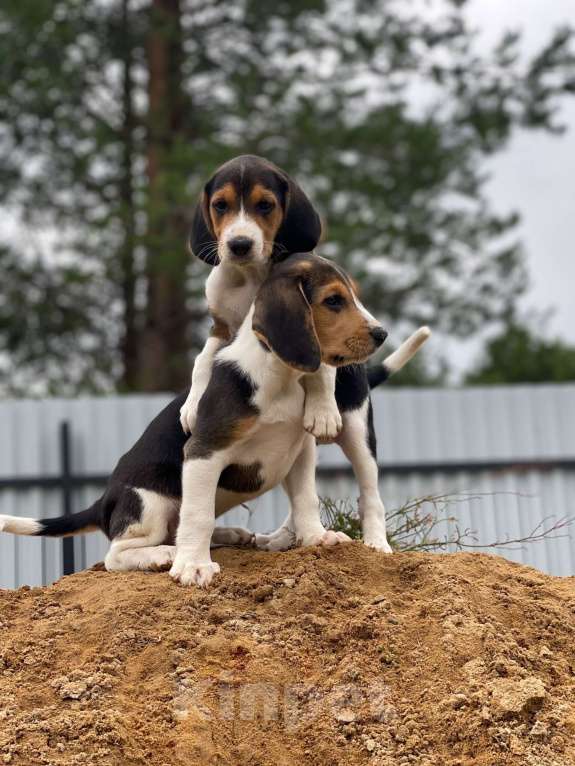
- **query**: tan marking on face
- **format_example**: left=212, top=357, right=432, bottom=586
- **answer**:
left=317, top=281, right=349, bottom=301
left=209, top=183, right=240, bottom=239
left=311, top=278, right=375, bottom=363
left=247, top=183, right=283, bottom=255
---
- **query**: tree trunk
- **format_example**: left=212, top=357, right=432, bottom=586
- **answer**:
left=118, top=0, right=140, bottom=391
left=139, top=0, right=190, bottom=392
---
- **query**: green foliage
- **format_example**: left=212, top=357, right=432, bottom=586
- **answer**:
left=466, top=322, right=575, bottom=385
left=1, top=1, right=574, bottom=393
left=0, top=246, right=117, bottom=395
left=320, top=497, right=363, bottom=540
left=320, top=494, right=459, bottom=551
left=320, top=493, right=575, bottom=551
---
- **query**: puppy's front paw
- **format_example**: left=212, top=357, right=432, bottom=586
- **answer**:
left=169, top=555, right=220, bottom=588
left=363, top=533, right=393, bottom=554
left=179, top=397, right=199, bottom=434
left=319, top=530, right=352, bottom=546
left=303, top=400, right=342, bottom=444
left=300, top=529, right=352, bottom=547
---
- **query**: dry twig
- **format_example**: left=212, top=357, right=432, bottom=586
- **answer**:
left=319, top=492, right=574, bottom=553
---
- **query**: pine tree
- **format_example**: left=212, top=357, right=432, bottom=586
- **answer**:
left=1, top=0, right=574, bottom=393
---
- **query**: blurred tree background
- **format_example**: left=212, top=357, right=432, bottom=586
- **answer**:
left=1, top=0, right=574, bottom=395
left=466, top=321, right=575, bottom=385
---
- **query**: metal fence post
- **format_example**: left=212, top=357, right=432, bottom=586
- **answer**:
left=59, top=421, right=75, bottom=575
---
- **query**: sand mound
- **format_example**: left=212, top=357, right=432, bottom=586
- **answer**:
left=1, top=544, right=574, bottom=766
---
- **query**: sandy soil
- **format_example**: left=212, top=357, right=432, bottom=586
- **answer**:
left=1, top=543, right=575, bottom=766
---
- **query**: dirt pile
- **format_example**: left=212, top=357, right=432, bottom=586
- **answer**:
left=1, top=544, right=574, bottom=766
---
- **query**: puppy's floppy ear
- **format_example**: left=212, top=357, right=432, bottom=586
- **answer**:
left=189, top=189, right=220, bottom=266
left=273, top=175, right=322, bottom=259
left=253, top=273, right=321, bottom=373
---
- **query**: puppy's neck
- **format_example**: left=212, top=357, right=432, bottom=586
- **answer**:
left=206, top=261, right=274, bottom=338
left=218, top=259, right=271, bottom=286
left=217, top=306, right=303, bottom=394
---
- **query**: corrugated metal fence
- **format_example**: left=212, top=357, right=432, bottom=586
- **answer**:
left=1, top=384, right=574, bottom=588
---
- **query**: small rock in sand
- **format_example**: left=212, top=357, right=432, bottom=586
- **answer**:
left=488, top=677, right=546, bottom=718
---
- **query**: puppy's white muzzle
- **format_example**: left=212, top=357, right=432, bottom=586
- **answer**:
left=220, top=211, right=265, bottom=265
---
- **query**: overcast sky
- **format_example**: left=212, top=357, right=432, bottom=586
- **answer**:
left=447, top=0, right=575, bottom=374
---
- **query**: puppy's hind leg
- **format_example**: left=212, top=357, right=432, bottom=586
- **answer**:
left=284, top=434, right=351, bottom=548
left=104, top=488, right=178, bottom=572
left=338, top=400, right=392, bottom=553
left=211, top=526, right=255, bottom=547
left=254, top=512, right=297, bottom=552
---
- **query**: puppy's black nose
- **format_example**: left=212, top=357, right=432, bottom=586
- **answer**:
left=370, top=327, right=387, bottom=347
left=228, top=236, right=253, bottom=257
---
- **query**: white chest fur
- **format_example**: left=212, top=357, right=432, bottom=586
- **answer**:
left=213, top=316, right=308, bottom=515
left=214, top=420, right=307, bottom=516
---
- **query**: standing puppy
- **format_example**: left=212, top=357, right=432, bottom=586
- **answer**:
left=170, top=253, right=389, bottom=586
left=180, top=154, right=343, bottom=442
left=184, top=155, right=430, bottom=553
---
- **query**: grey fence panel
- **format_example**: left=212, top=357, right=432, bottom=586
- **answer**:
left=0, top=400, right=65, bottom=587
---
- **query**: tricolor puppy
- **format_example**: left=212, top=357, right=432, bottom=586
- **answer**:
left=179, top=154, right=344, bottom=442
left=0, top=253, right=393, bottom=585
left=171, top=252, right=391, bottom=586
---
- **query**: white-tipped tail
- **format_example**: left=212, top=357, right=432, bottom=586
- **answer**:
left=0, top=514, right=42, bottom=536
left=383, top=326, right=431, bottom=375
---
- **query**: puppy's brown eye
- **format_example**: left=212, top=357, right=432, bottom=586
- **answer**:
left=323, top=294, right=345, bottom=310
left=212, top=199, right=228, bottom=214
left=256, top=199, right=275, bottom=214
